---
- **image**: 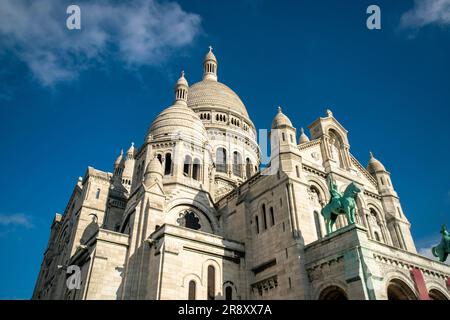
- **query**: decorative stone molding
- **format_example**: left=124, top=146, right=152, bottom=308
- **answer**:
left=251, top=275, right=278, bottom=296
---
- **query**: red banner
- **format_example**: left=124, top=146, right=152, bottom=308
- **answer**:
left=410, top=268, right=430, bottom=300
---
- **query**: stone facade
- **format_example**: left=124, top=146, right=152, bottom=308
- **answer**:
left=33, top=48, right=450, bottom=300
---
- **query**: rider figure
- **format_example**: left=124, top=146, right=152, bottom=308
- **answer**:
left=327, top=174, right=342, bottom=207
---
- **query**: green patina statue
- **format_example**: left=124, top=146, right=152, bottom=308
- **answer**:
left=321, top=175, right=361, bottom=234
left=432, top=224, right=450, bottom=262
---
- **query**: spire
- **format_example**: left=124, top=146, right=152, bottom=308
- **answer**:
left=174, top=70, right=189, bottom=105
left=203, top=45, right=218, bottom=81
left=299, top=127, right=310, bottom=144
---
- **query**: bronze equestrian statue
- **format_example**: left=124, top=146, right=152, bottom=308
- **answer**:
left=432, top=224, right=450, bottom=262
left=321, top=175, right=361, bottom=235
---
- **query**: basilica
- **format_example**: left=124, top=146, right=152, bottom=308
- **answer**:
left=33, top=48, right=450, bottom=300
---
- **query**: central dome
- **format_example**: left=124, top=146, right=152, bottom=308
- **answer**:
left=187, top=80, right=249, bottom=118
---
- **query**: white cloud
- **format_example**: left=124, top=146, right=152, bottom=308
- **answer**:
left=401, top=0, right=450, bottom=29
left=417, top=246, right=438, bottom=260
left=0, top=0, right=201, bottom=86
left=0, top=213, right=34, bottom=228
left=415, top=233, right=441, bottom=261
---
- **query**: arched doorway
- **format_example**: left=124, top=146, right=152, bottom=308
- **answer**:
left=387, top=279, right=417, bottom=300
left=429, top=289, right=448, bottom=300
left=318, top=286, right=348, bottom=300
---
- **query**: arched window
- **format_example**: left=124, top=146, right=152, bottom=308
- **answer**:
left=262, top=204, right=267, bottom=230
left=207, top=266, right=215, bottom=300
left=282, top=132, right=285, bottom=141
left=270, top=207, right=275, bottom=226
left=387, top=279, right=417, bottom=300
left=183, top=211, right=201, bottom=230
left=164, top=153, right=172, bottom=175
left=157, top=154, right=162, bottom=163
left=429, top=289, right=448, bottom=300
left=95, top=188, right=101, bottom=199
left=216, top=148, right=227, bottom=173
left=225, top=286, right=232, bottom=300
left=188, top=280, right=196, bottom=300
left=183, top=155, right=192, bottom=177
left=374, top=231, right=380, bottom=241
left=192, top=159, right=201, bottom=181
left=255, top=215, right=260, bottom=234
left=245, top=158, right=252, bottom=178
left=319, top=286, right=348, bottom=300
left=233, top=151, right=242, bottom=177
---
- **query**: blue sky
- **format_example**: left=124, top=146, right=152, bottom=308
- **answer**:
left=0, top=0, right=449, bottom=299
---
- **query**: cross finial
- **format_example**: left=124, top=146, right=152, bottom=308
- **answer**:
left=278, top=106, right=282, bottom=113
left=131, top=142, right=134, bottom=147
left=301, top=127, right=304, bottom=134
left=209, top=45, right=213, bottom=52
left=181, top=70, right=185, bottom=77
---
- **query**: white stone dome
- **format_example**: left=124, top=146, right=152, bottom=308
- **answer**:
left=272, top=106, right=293, bottom=129
left=188, top=80, right=249, bottom=118
left=366, top=152, right=386, bottom=174
left=299, top=128, right=310, bottom=144
left=148, top=103, right=208, bottom=142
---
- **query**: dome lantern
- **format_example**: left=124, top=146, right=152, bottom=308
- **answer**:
left=174, top=71, right=189, bottom=105
left=203, top=46, right=218, bottom=81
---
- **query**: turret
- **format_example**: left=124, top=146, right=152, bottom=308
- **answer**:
left=367, top=151, right=416, bottom=253
left=367, top=151, right=396, bottom=196
left=270, top=106, right=301, bottom=175
left=121, top=142, right=135, bottom=190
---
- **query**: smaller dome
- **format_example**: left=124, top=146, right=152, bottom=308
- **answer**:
left=114, top=149, right=123, bottom=166
left=272, top=106, right=293, bottom=129
left=367, top=152, right=386, bottom=174
left=148, top=104, right=208, bottom=142
left=299, top=128, right=310, bottom=144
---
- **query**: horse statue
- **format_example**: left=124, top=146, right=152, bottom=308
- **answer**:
left=432, top=224, right=450, bottom=262
left=321, top=176, right=361, bottom=234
